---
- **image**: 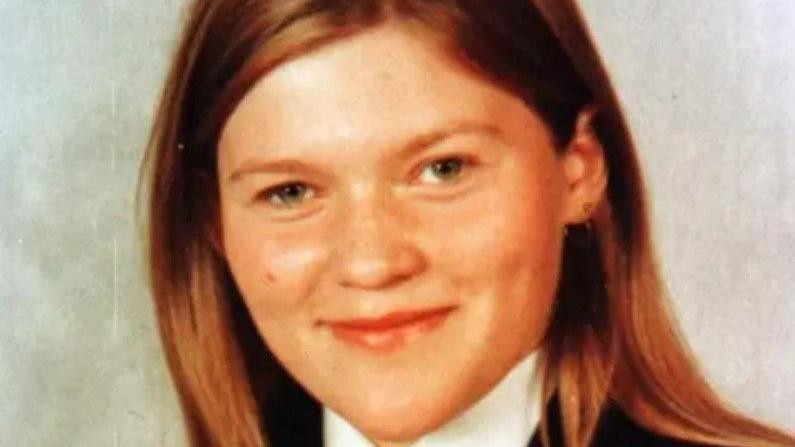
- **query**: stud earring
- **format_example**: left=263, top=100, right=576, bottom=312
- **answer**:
left=583, top=203, right=595, bottom=232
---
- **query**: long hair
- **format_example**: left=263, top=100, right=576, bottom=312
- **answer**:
left=137, top=1, right=795, bottom=446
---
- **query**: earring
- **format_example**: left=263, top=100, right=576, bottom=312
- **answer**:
left=564, top=202, right=595, bottom=239
left=583, top=202, right=594, bottom=231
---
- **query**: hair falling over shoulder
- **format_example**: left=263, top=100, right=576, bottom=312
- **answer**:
left=137, top=0, right=795, bottom=446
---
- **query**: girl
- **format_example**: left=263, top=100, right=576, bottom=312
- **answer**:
left=138, top=1, right=795, bottom=446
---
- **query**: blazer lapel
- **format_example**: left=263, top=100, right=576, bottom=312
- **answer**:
left=527, top=393, right=564, bottom=447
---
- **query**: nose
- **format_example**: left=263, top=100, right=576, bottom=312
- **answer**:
left=333, top=190, right=426, bottom=290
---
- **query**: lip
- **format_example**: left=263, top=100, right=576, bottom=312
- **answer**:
left=322, top=305, right=457, bottom=353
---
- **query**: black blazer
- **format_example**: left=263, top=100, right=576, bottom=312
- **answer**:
left=263, top=377, right=713, bottom=447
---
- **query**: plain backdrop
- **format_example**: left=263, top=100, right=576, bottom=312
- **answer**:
left=1, top=1, right=793, bottom=445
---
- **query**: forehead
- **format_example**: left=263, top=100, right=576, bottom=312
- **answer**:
left=218, top=22, right=538, bottom=162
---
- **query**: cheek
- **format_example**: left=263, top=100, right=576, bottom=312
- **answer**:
left=430, top=168, right=562, bottom=291
left=426, top=161, right=563, bottom=350
left=221, top=212, right=331, bottom=313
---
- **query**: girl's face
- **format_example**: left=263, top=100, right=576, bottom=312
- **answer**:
left=217, top=22, right=603, bottom=443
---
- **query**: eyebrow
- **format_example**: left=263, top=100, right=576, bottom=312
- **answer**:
left=226, top=120, right=502, bottom=183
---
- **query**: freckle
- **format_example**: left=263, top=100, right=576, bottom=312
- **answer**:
left=264, top=270, right=277, bottom=283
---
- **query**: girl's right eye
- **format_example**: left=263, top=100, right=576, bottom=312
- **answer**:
left=416, top=156, right=468, bottom=185
left=258, top=182, right=316, bottom=208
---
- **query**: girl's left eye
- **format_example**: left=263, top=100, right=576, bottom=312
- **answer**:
left=417, top=157, right=468, bottom=184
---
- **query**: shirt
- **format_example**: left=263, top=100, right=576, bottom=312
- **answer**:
left=323, top=350, right=543, bottom=447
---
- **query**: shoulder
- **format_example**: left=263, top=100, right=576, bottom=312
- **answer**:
left=538, top=398, right=719, bottom=447
left=590, top=405, right=714, bottom=447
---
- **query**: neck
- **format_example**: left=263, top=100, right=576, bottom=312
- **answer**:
left=324, top=350, right=544, bottom=447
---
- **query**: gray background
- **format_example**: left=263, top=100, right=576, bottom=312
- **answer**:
left=1, top=1, right=792, bottom=445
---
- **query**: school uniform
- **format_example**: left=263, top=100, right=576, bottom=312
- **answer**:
left=264, top=352, right=713, bottom=447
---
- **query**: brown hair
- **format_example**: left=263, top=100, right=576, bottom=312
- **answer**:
left=138, top=1, right=795, bottom=446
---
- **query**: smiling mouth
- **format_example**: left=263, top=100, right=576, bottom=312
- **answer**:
left=322, top=306, right=457, bottom=353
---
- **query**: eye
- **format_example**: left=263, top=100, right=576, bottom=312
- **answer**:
left=259, top=182, right=316, bottom=208
left=417, top=157, right=467, bottom=185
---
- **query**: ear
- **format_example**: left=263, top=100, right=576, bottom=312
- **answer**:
left=559, top=105, right=608, bottom=225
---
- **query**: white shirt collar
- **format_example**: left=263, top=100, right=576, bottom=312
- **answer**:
left=323, top=350, right=544, bottom=447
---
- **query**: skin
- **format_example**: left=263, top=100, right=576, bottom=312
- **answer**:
left=217, top=21, right=606, bottom=446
